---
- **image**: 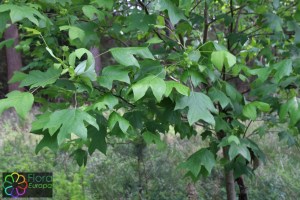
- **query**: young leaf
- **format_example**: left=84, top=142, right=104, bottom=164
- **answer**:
left=74, top=60, right=97, bottom=81
left=110, top=47, right=155, bottom=67
left=132, top=75, right=166, bottom=102
left=0, top=91, right=34, bottom=119
left=44, top=109, right=99, bottom=145
left=20, top=67, right=62, bottom=89
left=175, top=92, right=218, bottom=125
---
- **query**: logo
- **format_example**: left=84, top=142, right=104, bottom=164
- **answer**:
left=3, top=172, right=28, bottom=198
left=2, top=172, right=53, bottom=198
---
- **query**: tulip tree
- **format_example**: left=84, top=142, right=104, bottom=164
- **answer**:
left=1, top=0, right=300, bottom=199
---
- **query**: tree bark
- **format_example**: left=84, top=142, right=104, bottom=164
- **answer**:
left=4, top=24, right=23, bottom=91
left=186, top=182, right=199, bottom=200
left=236, top=176, right=248, bottom=200
left=223, top=146, right=236, bottom=200
left=89, top=46, right=102, bottom=75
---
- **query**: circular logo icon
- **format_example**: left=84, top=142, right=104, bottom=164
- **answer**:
left=3, top=172, right=28, bottom=198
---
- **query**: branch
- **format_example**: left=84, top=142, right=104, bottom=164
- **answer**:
left=203, top=1, right=209, bottom=43
left=190, top=0, right=202, bottom=14
left=243, top=120, right=252, bottom=138
left=137, top=0, right=179, bottom=51
left=208, top=5, right=246, bottom=25
left=137, top=0, right=149, bottom=15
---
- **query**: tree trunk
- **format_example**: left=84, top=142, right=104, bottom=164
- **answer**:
left=223, top=146, right=236, bottom=200
left=186, top=182, right=199, bottom=200
left=236, top=176, right=248, bottom=200
left=4, top=24, right=23, bottom=91
left=89, top=46, right=102, bottom=75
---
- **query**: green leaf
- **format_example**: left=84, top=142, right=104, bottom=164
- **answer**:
left=146, top=37, right=163, bottom=44
left=60, top=26, right=85, bottom=42
left=143, top=131, right=166, bottom=149
left=110, top=47, right=155, bottom=67
left=132, top=75, right=166, bottom=102
left=155, top=0, right=187, bottom=25
left=188, top=50, right=200, bottom=62
left=0, top=4, right=46, bottom=26
left=180, top=148, right=216, bottom=177
left=225, top=83, right=242, bottom=102
left=44, top=109, right=99, bottom=145
left=272, top=59, right=293, bottom=82
left=279, top=97, right=300, bottom=125
left=0, top=91, right=34, bottom=119
left=208, top=88, right=231, bottom=109
left=243, top=103, right=257, bottom=120
left=31, top=112, right=51, bottom=132
left=229, top=143, right=251, bottom=161
left=93, top=94, right=118, bottom=110
left=71, top=149, right=88, bottom=166
left=228, top=135, right=240, bottom=145
left=74, top=60, right=97, bottom=81
left=243, top=101, right=271, bottom=120
left=0, top=12, right=10, bottom=36
left=69, top=48, right=94, bottom=67
left=0, top=39, right=14, bottom=49
left=20, top=67, right=62, bottom=89
left=24, top=27, right=41, bottom=35
left=265, top=13, right=283, bottom=32
left=98, top=65, right=130, bottom=89
left=92, top=0, right=114, bottom=10
left=82, top=5, right=104, bottom=20
left=8, top=71, right=27, bottom=84
left=35, top=132, right=58, bottom=154
left=108, top=112, right=130, bottom=133
left=46, top=47, right=64, bottom=64
left=175, top=92, right=217, bottom=125
left=165, top=81, right=190, bottom=97
left=87, top=125, right=107, bottom=155
left=211, top=51, right=236, bottom=71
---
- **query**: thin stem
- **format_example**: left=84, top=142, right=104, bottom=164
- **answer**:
left=94, top=50, right=110, bottom=58
left=243, top=120, right=252, bottom=138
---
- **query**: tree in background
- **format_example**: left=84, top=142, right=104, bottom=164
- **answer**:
left=0, top=0, right=300, bottom=199
left=3, top=23, right=23, bottom=91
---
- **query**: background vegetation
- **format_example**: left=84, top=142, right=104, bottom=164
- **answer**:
left=1, top=110, right=299, bottom=200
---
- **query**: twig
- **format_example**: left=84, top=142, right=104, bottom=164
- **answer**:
left=243, top=120, right=252, bottom=138
left=190, top=0, right=202, bottom=13
left=203, top=1, right=209, bottom=43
